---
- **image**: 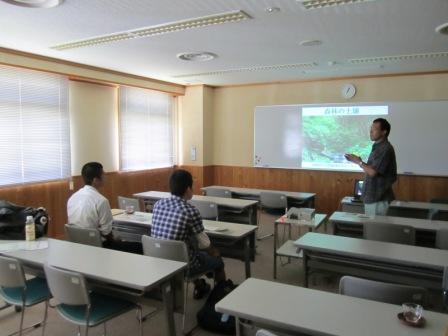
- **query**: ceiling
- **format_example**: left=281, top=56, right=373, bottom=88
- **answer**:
left=0, top=0, right=447, bottom=86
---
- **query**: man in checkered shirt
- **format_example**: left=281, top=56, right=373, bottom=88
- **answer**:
left=151, top=169, right=226, bottom=292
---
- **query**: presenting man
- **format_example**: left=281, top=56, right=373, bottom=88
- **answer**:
left=151, top=169, right=227, bottom=299
left=345, top=118, right=397, bottom=216
left=67, top=162, right=142, bottom=254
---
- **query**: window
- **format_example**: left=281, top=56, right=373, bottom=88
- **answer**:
left=119, top=86, right=175, bottom=171
left=0, top=65, right=70, bottom=186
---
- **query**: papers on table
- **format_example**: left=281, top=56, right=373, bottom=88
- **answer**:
left=204, top=225, right=228, bottom=232
left=0, top=239, right=49, bottom=252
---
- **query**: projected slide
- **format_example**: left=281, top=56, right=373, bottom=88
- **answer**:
left=301, top=105, right=388, bottom=170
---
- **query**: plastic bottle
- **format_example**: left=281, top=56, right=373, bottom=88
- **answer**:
left=25, top=215, right=35, bottom=241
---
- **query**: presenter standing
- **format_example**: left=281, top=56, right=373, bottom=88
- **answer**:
left=345, top=118, right=397, bottom=216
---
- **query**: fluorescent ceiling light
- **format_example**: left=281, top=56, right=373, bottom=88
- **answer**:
left=297, top=0, right=376, bottom=10
left=51, top=10, right=251, bottom=51
left=350, top=51, right=448, bottom=64
left=172, top=62, right=316, bottom=78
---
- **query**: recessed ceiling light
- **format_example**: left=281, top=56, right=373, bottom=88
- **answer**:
left=1, top=0, right=63, bottom=8
left=265, top=7, right=280, bottom=13
left=435, top=22, right=448, bottom=35
left=299, top=39, right=322, bottom=47
left=177, top=52, right=217, bottom=62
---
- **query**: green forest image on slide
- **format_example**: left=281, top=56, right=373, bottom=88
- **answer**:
left=302, top=115, right=376, bottom=167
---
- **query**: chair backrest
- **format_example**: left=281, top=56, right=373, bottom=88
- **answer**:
left=0, top=256, right=26, bottom=288
left=204, top=188, right=232, bottom=198
left=44, top=264, right=89, bottom=306
left=256, top=330, right=278, bottom=336
left=117, top=196, right=141, bottom=211
left=189, top=200, right=219, bottom=220
left=142, top=235, right=189, bottom=263
left=363, top=222, right=415, bottom=245
left=259, top=192, right=287, bottom=210
left=64, top=224, right=103, bottom=247
left=436, top=228, right=448, bottom=250
left=339, top=276, right=427, bottom=305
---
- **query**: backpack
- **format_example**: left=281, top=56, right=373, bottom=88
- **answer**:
left=197, top=279, right=237, bottom=335
left=0, top=200, right=49, bottom=240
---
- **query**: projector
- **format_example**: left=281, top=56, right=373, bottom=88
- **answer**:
left=286, top=207, right=315, bottom=221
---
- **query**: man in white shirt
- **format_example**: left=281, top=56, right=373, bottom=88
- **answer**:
left=67, top=162, right=142, bottom=254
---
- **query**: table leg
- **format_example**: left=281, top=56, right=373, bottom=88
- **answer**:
left=273, top=221, right=278, bottom=279
left=244, top=236, right=251, bottom=278
left=235, top=317, right=242, bottom=336
left=161, top=281, right=176, bottom=336
left=303, top=252, right=309, bottom=288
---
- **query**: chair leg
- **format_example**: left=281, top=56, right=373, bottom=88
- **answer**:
left=182, top=281, right=189, bottom=334
left=41, top=300, right=48, bottom=336
left=257, top=208, right=274, bottom=240
left=18, top=305, right=25, bottom=336
left=103, top=322, right=106, bottom=336
left=137, top=305, right=143, bottom=336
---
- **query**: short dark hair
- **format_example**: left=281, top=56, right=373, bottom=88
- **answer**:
left=169, top=169, right=193, bottom=197
left=81, top=162, right=104, bottom=185
left=373, top=118, right=391, bottom=137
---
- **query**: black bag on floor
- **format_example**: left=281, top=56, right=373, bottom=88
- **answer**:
left=197, top=279, right=237, bottom=335
left=0, top=200, right=49, bottom=240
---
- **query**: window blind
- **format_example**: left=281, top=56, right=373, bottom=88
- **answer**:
left=0, top=65, right=70, bottom=186
left=119, top=86, right=175, bottom=171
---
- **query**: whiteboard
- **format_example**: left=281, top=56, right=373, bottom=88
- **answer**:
left=254, top=101, right=448, bottom=176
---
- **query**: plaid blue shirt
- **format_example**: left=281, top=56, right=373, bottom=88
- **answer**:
left=151, top=195, right=204, bottom=268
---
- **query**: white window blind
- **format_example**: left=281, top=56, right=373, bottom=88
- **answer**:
left=119, top=86, right=175, bottom=171
left=0, top=65, right=70, bottom=186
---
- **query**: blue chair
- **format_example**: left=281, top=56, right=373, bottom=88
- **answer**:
left=0, top=256, right=51, bottom=336
left=44, top=263, right=142, bottom=336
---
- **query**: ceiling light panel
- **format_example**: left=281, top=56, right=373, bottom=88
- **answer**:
left=172, top=62, right=316, bottom=78
left=51, top=10, right=251, bottom=51
left=350, top=51, right=448, bottom=64
left=297, top=0, right=376, bottom=10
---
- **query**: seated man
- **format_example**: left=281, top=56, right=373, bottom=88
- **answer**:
left=67, top=162, right=142, bottom=254
left=151, top=169, right=226, bottom=298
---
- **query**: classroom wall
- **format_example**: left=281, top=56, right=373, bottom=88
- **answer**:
left=0, top=48, right=182, bottom=237
left=69, top=81, right=119, bottom=175
left=212, top=73, right=448, bottom=166
left=199, top=73, right=448, bottom=213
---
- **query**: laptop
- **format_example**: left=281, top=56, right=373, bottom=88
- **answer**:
left=352, top=180, right=364, bottom=202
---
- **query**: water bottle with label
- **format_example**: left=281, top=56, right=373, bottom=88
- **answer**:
left=25, top=215, right=36, bottom=241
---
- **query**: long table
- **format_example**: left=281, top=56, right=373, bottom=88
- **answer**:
left=295, top=232, right=448, bottom=290
left=113, top=211, right=257, bottom=278
left=330, top=211, right=448, bottom=246
left=340, top=196, right=448, bottom=219
left=215, top=278, right=448, bottom=336
left=133, top=191, right=258, bottom=225
left=201, top=185, right=316, bottom=208
left=2, top=239, right=186, bottom=336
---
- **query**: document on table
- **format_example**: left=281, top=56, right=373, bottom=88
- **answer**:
left=0, top=240, right=49, bottom=252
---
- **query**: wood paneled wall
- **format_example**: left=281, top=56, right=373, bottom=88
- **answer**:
left=209, top=165, right=448, bottom=214
left=0, top=167, right=174, bottom=238
left=2, top=165, right=447, bottom=239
